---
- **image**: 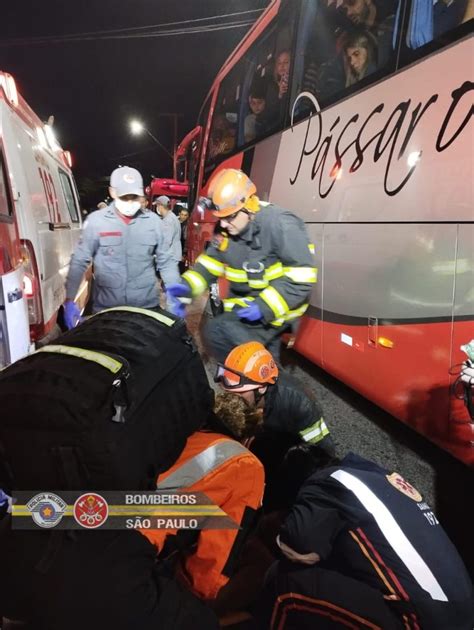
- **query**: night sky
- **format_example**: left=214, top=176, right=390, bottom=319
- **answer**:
left=0, top=0, right=269, bottom=206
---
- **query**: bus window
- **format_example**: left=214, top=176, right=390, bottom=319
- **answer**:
left=206, top=66, right=243, bottom=164
left=58, top=170, right=79, bottom=222
left=406, top=0, right=472, bottom=51
left=204, top=1, right=297, bottom=166
left=292, top=0, right=399, bottom=118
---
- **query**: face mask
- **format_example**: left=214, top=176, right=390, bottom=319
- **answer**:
left=115, top=198, right=141, bottom=216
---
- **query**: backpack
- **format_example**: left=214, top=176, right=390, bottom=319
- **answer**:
left=0, top=307, right=214, bottom=491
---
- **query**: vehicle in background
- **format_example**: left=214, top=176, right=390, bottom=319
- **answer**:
left=0, top=70, right=88, bottom=350
left=147, top=126, right=202, bottom=212
left=179, top=0, right=474, bottom=464
left=0, top=85, right=30, bottom=368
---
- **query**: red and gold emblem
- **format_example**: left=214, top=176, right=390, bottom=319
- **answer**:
left=386, top=473, right=422, bottom=502
left=73, top=493, right=109, bottom=529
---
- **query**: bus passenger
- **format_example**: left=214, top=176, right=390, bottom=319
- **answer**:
left=244, top=79, right=266, bottom=144
left=342, top=0, right=396, bottom=67
left=343, top=30, right=378, bottom=86
left=256, top=445, right=474, bottom=630
left=166, top=169, right=317, bottom=363
left=262, top=50, right=291, bottom=133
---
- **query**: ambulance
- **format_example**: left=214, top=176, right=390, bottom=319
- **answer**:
left=0, top=71, right=87, bottom=363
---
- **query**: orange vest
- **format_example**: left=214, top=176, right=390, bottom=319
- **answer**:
left=141, top=431, right=264, bottom=600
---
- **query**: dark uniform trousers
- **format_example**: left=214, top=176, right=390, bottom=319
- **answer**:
left=203, top=309, right=289, bottom=363
left=256, top=561, right=405, bottom=629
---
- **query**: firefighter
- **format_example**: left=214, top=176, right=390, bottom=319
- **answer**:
left=166, top=168, right=317, bottom=362
left=256, top=445, right=474, bottom=630
left=63, top=166, right=180, bottom=328
left=214, top=341, right=333, bottom=509
left=141, top=392, right=265, bottom=603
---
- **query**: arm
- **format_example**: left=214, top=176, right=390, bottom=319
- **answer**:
left=65, top=217, right=99, bottom=300
left=255, top=212, right=317, bottom=324
left=279, top=478, right=344, bottom=559
left=181, top=238, right=226, bottom=297
left=179, top=454, right=264, bottom=601
left=280, top=376, right=329, bottom=444
left=154, top=219, right=181, bottom=286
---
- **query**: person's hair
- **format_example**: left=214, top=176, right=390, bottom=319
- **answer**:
left=282, top=443, right=340, bottom=495
left=249, top=77, right=267, bottom=100
left=213, top=392, right=264, bottom=440
left=343, top=29, right=378, bottom=69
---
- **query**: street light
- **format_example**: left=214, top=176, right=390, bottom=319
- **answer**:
left=128, top=119, right=173, bottom=160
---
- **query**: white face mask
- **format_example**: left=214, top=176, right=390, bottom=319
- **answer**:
left=115, top=198, right=141, bottom=217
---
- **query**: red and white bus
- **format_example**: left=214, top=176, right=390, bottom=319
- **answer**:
left=178, top=0, right=473, bottom=464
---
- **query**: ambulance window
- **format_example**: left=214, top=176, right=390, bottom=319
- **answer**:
left=0, top=152, right=14, bottom=218
left=58, top=170, right=79, bottom=222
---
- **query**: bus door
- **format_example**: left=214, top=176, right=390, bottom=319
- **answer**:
left=449, top=223, right=474, bottom=463
left=0, top=148, right=30, bottom=368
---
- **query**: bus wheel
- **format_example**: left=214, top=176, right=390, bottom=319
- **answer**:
left=209, top=282, right=223, bottom=317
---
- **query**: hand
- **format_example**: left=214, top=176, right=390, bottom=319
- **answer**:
left=276, top=536, right=320, bottom=565
left=168, top=297, right=187, bottom=318
left=236, top=301, right=263, bottom=322
left=63, top=301, right=82, bottom=330
left=166, top=283, right=191, bottom=298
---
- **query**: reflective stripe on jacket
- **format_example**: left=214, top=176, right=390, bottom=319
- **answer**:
left=264, top=371, right=330, bottom=445
left=141, top=431, right=264, bottom=600
left=182, top=204, right=316, bottom=326
left=65, top=204, right=180, bottom=312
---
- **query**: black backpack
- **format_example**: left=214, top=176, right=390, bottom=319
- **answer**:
left=0, top=307, right=214, bottom=491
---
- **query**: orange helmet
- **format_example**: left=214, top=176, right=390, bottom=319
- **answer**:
left=208, top=169, right=257, bottom=218
left=215, top=341, right=279, bottom=392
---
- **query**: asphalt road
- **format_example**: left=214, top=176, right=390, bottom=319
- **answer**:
left=187, top=297, right=474, bottom=577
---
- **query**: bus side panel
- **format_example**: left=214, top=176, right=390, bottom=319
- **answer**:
left=295, top=223, right=324, bottom=364
left=297, top=223, right=471, bottom=460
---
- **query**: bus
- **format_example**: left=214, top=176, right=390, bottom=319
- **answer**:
left=178, top=0, right=473, bottom=465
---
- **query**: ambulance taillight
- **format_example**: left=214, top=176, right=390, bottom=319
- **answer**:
left=20, top=240, right=44, bottom=340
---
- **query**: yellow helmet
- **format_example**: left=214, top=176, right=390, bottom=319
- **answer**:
left=208, top=169, right=258, bottom=218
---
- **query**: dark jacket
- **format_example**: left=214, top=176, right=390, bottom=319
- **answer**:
left=182, top=203, right=317, bottom=327
left=280, top=453, right=474, bottom=630
left=264, top=371, right=329, bottom=445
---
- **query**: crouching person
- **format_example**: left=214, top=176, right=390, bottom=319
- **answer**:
left=141, top=392, right=265, bottom=603
left=256, top=445, right=474, bottom=630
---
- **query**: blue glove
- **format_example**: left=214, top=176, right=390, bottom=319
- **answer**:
left=236, top=301, right=263, bottom=322
left=166, top=283, right=191, bottom=298
left=63, top=301, right=82, bottom=330
left=166, top=283, right=191, bottom=318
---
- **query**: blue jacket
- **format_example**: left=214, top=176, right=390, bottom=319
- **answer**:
left=66, top=204, right=180, bottom=312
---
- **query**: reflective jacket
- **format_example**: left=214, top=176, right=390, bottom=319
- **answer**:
left=264, top=371, right=330, bottom=445
left=66, top=204, right=180, bottom=312
left=280, top=453, right=474, bottom=629
left=182, top=203, right=317, bottom=327
left=141, top=431, right=264, bottom=600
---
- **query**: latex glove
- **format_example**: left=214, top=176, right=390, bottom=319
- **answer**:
left=166, top=283, right=191, bottom=298
left=236, top=300, right=263, bottom=322
left=63, top=301, right=82, bottom=330
left=168, top=297, right=187, bottom=318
